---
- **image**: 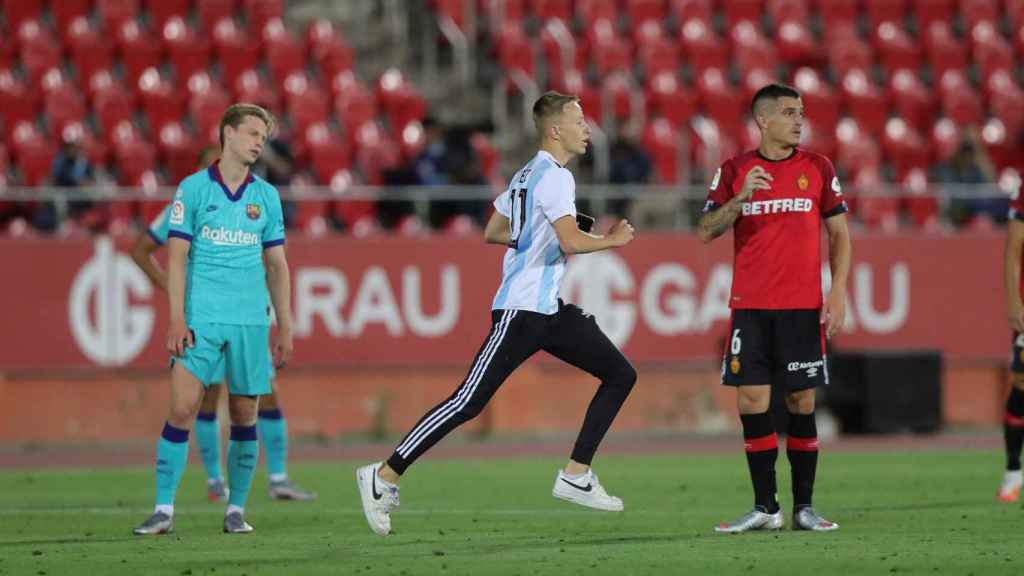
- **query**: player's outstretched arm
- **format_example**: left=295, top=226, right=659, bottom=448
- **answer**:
left=166, top=237, right=192, bottom=356
left=483, top=211, right=511, bottom=245
left=823, top=213, right=851, bottom=338
left=1005, top=220, right=1024, bottom=332
left=130, top=233, right=168, bottom=292
left=552, top=215, right=634, bottom=255
left=265, top=245, right=294, bottom=368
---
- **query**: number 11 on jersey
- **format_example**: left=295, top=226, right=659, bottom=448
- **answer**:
left=508, top=187, right=527, bottom=249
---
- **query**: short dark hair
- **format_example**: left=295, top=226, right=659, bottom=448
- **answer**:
left=750, top=83, right=801, bottom=116
left=219, top=103, right=275, bottom=149
left=532, top=91, right=580, bottom=129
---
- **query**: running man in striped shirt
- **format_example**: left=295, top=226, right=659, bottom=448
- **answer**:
left=356, top=92, right=638, bottom=536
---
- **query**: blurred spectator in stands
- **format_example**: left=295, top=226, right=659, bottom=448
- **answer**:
left=608, top=124, right=652, bottom=219
left=932, top=127, right=1004, bottom=227
left=33, top=132, right=95, bottom=232
left=428, top=126, right=488, bottom=229
left=415, top=116, right=449, bottom=186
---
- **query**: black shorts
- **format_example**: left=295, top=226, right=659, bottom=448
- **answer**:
left=1012, top=332, right=1024, bottom=373
left=720, top=309, right=828, bottom=391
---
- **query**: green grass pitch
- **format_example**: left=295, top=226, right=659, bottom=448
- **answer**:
left=0, top=450, right=1019, bottom=575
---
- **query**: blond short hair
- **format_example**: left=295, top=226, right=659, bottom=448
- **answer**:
left=219, top=103, right=275, bottom=148
left=532, top=91, right=580, bottom=132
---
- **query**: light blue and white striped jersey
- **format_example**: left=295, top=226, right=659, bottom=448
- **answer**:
left=491, top=150, right=576, bottom=315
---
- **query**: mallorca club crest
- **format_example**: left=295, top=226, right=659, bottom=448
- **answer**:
left=246, top=203, right=261, bottom=220
left=730, top=356, right=741, bottom=374
left=797, top=173, right=809, bottom=191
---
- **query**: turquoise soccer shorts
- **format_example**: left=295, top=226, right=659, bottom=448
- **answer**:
left=174, top=323, right=272, bottom=396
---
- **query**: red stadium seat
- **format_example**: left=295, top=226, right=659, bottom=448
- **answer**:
left=305, top=123, right=351, bottom=184
left=470, top=132, right=501, bottom=186
left=731, top=20, right=777, bottom=77
left=929, top=117, right=960, bottom=162
left=938, top=70, right=983, bottom=127
left=923, top=21, right=967, bottom=82
left=138, top=68, right=186, bottom=134
left=646, top=71, right=697, bottom=127
left=979, top=118, right=1017, bottom=171
left=198, top=0, right=238, bottom=31
left=157, top=121, right=199, bottom=183
left=306, top=20, right=354, bottom=80
left=873, top=21, right=921, bottom=75
left=113, top=137, right=157, bottom=186
left=899, top=167, right=939, bottom=229
left=146, top=0, right=191, bottom=30
left=531, top=0, right=573, bottom=21
left=827, top=27, right=874, bottom=80
left=540, top=19, right=581, bottom=85
left=840, top=69, right=889, bottom=136
left=914, top=0, right=954, bottom=33
left=90, top=74, right=136, bottom=135
left=212, top=18, right=261, bottom=89
left=638, top=33, right=680, bottom=78
left=882, top=118, right=929, bottom=178
left=495, top=23, right=536, bottom=79
left=244, top=0, right=285, bottom=33
left=163, top=17, right=212, bottom=85
left=679, top=18, right=728, bottom=74
left=986, top=73, right=1024, bottom=135
left=865, top=0, right=906, bottom=30
left=601, top=72, right=638, bottom=122
left=398, top=119, right=426, bottom=161
left=97, top=0, right=140, bottom=32
left=697, top=68, right=744, bottom=143
left=775, top=20, right=820, bottom=68
left=959, top=0, right=998, bottom=35
left=723, top=0, right=763, bottom=29
left=376, top=68, right=428, bottom=132
left=0, top=70, right=39, bottom=142
left=627, top=0, right=668, bottom=27
left=332, top=74, right=378, bottom=138
left=17, top=20, right=62, bottom=89
left=0, top=38, right=13, bottom=70
left=52, top=0, right=94, bottom=38
left=189, top=87, right=231, bottom=145
left=834, top=117, right=882, bottom=183
left=1010, top=0, right=1024, bottom=30
left=43, top=78, right=88, bottom=138
left=887, top=69, right=936, bottom=133
left=793, top=67, right=840, bottom=130
left=740, top=68, right=778, bottom=102
left=971, top=23, right=1015, bottom=86
left=814, top=0, right=857, bottom=29
left=10, top=122, right=56, bottom=186
left=767, top=0, right=810, bottom=25
left=67, top=17, right=113, bottom=85
left=283, top=73, right=330, bottom=137
left=577, top=0, right=617, bottom=26
left=264, top=18, right=307, bottom=84
left=670, top=0, right=713, bottom=23
left=642, top=118, right=681, bottom=184
left=4, top=0, right=44, bottom=31
left=117, top=20, right=164, bottom=91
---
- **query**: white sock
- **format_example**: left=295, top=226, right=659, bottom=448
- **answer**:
left=1006, top=470, right=1023, bottom=482
left=269, top=473, right=288, bottom=483
left=226, top=504, right=244, bottom=517
left=207, top=478, right=221, bottom=486
left=154, top=504, right=174, bottom=517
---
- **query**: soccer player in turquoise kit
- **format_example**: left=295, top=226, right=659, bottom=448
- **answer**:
left=133, top=104, right=294, bottom=535
left=132, top=156, right=315, bottom=504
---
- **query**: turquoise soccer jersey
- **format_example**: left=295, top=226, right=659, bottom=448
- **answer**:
left=167, top=162, right=286, bottom=326
left=147, top=205, right=171, bottom=245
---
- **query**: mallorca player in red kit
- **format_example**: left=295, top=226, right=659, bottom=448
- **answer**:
left=699, top=84, right=852, bottom=533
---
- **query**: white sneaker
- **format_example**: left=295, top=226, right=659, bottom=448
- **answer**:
left=714, top=508, right=784, bottom=534
left=551, top=469, right=624, bottom=512
left=997, top=470, right=1022, bottom=503
left=356, top=462, right=400, bottom=536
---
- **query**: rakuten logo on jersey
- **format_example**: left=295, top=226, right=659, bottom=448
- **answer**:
left=741, top=198, right=813, bottom=216
left=200, top=225, right=260, bottom=246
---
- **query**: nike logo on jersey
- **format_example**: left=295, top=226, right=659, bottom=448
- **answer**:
left=206, top=205, right=218, bottom=212
left=561, top=477, right=593, bottom=492
left=741, top=198, right=813, bottom=216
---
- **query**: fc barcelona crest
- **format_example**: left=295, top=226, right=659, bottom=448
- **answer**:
left=246, top=203, right=261, bottom=220
left=730, top=356, right=741, bottom=374
left=797, top=173, right=809, bottom=190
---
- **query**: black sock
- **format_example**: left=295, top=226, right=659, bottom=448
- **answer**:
left=786, top=412, right=818, bottom=510
left=1005, top=388, right=1024, bottom=471
left=741, top=412, right=779, bottom=514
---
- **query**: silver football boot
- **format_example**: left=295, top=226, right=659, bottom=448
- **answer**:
left=792, top=507, right=839, bottom=531
left=714, top=508, right=784, bottom=534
